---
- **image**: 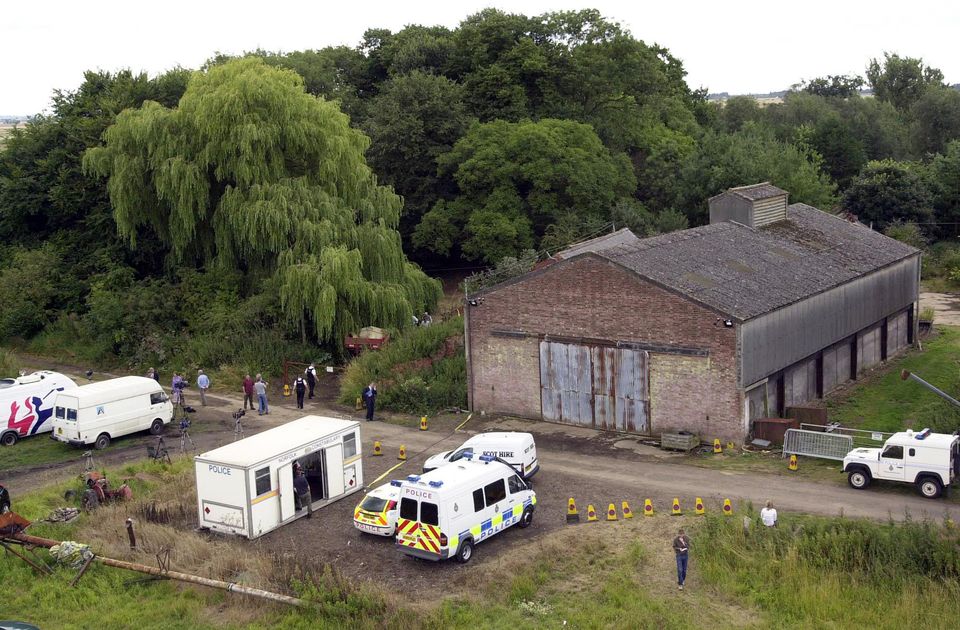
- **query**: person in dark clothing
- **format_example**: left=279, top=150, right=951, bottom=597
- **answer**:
left=305, top=364, right=317, bottom=399
left=294, top=376, right=306, bottom=409
left=362, top=382, right=377, bottom=421
left=293, top=465, right=311, bottom=518
left=242, top=375, right=254, bottom=410
left=673, top=528, right=691, bottom=590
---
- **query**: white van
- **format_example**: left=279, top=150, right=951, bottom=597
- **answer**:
left=423, top=432, right=539, bottom=480
left=396, top=454, right=537, bottom=563
left=51, top=376, right=172, bottom=449
left=0, top=370, right=78, bottom=446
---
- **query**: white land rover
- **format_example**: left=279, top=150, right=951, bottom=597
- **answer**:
left=843, top=428, right=960, bottom=499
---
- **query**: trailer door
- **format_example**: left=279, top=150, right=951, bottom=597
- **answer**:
left=325, top=444, right=344, bottom=497
left=278, top=463, right=296, bottom=522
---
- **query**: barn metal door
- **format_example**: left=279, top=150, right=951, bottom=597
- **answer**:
left=540, top=341, right=648, bottom=432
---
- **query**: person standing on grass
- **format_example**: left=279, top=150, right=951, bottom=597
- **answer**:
left=149, top=367, right=160, bottom=384
left=242, top=374, right=254, bottom=410
left=254, top=374, right=269, bottom=416
left=362, top=382, right=377, bottom=421
left=294, top=376, right=306, bottom=409
left=673, top=527, right=690, bottom=591
left=171, top=372, right=185, bottom=406
left=760, top=500, right=778, bottom=527
left=197, top=369, right=210, bottom=406
left=305, top=363, right=317, bottom=399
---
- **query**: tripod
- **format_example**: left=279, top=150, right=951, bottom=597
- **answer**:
left=233, top=412, right=245, bottom=442
left=178, top=419, right=195, bottom=453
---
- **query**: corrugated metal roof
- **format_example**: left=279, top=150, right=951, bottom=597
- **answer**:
left=598, top=203, right=918, bottom=321
left=553, top=227, right=640, bottom=260
left=709, top=182, right=788, bottom=202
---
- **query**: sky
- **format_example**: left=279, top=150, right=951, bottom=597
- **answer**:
left=2, top=0, right=958, bottom=115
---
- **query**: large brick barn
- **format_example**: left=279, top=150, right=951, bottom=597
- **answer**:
left=464, top=183, right=921, bottom=442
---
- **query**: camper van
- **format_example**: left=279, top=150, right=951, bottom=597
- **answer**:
left=50, top=376, right=172, bottom=449
left=422, top=432, right=539, bottom=480
left=1, top=371, right=78, bottom=446
left=195, top=416, right=363, bottom=539
left=396, top=455, right=537, bottom=563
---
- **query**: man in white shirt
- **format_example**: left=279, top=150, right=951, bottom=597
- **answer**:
left=760, top=500, right=778, bottom=527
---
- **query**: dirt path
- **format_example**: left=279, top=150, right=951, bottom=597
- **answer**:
left=920, top=291, right=960, bottom=325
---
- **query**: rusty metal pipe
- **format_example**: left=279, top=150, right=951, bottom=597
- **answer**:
left=901, top=370, right=960, bottom=409
left=11, top=532, right=307, bottom=608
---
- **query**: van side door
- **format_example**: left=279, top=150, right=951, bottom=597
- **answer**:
left=878, top=444, right=906, bottom=481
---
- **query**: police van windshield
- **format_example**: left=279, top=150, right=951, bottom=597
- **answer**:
left=360, top=495, right=389, bottom=513
left=449, top=448, right=472, bottom=462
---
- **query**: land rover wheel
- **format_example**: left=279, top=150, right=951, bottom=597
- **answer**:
left=95, top=433, right=111, bottom=450
left=0, top=431, right=17, bottom=446
left=918, top=477, right=943, bottom=499
left=150, top=419, right=164, bottom=435
left=456, top=539, right=474, bottom=563
left=847, top=469, right=870, bottom=489
left=518, top=506, right=534, bottom=528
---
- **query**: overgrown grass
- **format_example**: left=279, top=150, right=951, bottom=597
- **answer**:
left=0, top=434, right=80, bottom=472
left=0, top=346, right=20, bottom=374
left=338, top=317, right=466, bottom=413
left=698, top=512, right=960, bottom=627
left=827, top=326, right=960, bottom=433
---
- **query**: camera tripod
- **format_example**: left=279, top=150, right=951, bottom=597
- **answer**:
left=233, top=410, right=245, bottom=442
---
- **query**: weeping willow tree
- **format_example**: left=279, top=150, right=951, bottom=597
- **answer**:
left=84, top=58, right=440, bottom=346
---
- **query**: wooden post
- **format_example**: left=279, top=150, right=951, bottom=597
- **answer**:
left=126, top=518, right=137, bottom=550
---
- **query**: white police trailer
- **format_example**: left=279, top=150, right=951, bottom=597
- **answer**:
left=843, top=428, right=960, bottom=498
left=395, top=454, right=536, bottom=563
left=194, top=416, right=362, bottom=539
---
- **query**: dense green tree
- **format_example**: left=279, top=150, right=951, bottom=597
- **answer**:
left=800, top=75, right=864, bottom=98
left=414, top=118, right=635, bottom=263
left=866, top=53, right=944, bottom=111
left=0, top=246, right=66, bottom=339
left=883, top=221, right=927, bottom=249
left=810, top=116, right=868, bottom=187
left=929, top=141, right=960, bottom=237
left=720, top=96, right=763, bottom=132
left=910, top=86, right=960, bottom=156
left=842, top=159, right=932, bottom=228
left=84, top=58, right=440, bottom=347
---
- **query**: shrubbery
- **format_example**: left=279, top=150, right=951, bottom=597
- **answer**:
left=338, top=316, right=466, bottom=413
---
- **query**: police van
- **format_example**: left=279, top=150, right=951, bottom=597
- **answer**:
left=396, top=454, right=536, bottom=563
left=422, top=432, right=539, bottom=480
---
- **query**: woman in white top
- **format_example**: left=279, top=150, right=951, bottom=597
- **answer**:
left=760, top=500, right=778, bottom=527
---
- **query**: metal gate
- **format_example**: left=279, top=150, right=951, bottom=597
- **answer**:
left=539, top=341, right=648, bottom=432
left=783, top=428, right=854, bottom=461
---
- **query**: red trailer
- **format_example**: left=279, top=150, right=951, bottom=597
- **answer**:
left=345, top=326, right=390, bottom=356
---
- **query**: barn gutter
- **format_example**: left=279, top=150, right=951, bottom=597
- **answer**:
left=9, top=530, right=307, bottom=608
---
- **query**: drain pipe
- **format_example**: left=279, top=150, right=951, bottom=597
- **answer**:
left=10, top=531, right=307, bottom=608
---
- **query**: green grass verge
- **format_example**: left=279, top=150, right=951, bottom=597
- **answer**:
left=827, top=326, right=960, bottom=433
left=0, top=435, right=81, bottom=472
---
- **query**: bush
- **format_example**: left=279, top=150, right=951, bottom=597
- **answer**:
left=0, top=347, right=19, bottom=376
left=339, top=317, right=466, bottom=412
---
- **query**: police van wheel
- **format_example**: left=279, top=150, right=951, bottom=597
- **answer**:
left=518, top=507, right=534, bottom=529
left=918, top=477, right=943, bottom=499
left=150, top=419, right=164, bottom=435
left=1, top=431, right=17, bottom=447
left=456, top=540, right=474, bottom=563
left=95, top=433, right=111, bottom=450
left=847, top=470, right=870, bottom=490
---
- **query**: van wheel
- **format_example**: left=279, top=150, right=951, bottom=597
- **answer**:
left=518, top=507, right=534, bottom=529
left=455, top=539, right=474, bottom=563
left=847, top=469, right=870, bottom=489
left=150, top=419, right=164, bottom=435
left=94, top=433, right=111, bottom=450
left=1, top=431, right=17, bottom=446
left=918, top=477, right=943, bottom=499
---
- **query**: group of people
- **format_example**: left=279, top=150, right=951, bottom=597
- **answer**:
left=412, top=311, right=433, bottom=327
left=292, top=364, right=318, bottom=409
left=672, top=500, right=778, bottom=591
left=146, top=367, right=212, bottom=407
left=242, top=374, right=271, bottom=415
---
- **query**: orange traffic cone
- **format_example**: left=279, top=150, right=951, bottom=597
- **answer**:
left=398, top=445, right=407, bottom=461
left=695, top=497, right=705, bottom=515
left=419, top=416, right=428, bottom=431
left=643, top=499, right=654, bottom=516
left=587, top=504, right=598, bottom=522
left=722, top=498, right=733, bottom=515
left=672, top=498, right=682, bottom=515
left=788, top=454, right=798, bottom=471
left=373, top=441, right=383, bottom=456
left=713, top=438, right=722, bottom=454
left=567, top=498, right=580, bottom=524
left=607, top=503, right=618, bottom=521
left=622, top=501, right=633, bottom=519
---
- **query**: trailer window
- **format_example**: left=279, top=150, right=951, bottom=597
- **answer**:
left=55, top=406, right=65, bottom=419
left=343, top=432, right=357, bottom=458
left=420, top=502, right=439, bottom=526
left=473, top=489, right=484, bottom=511
left=882, top=445, right=904, bottom=459
left=484, top=479, right=506, bottom=505
left=254, top=467, right=271, bottom=496
left=508, top=474, right=525, bottom=494
left=400, top=498, right=418, bottom=521
left=66, top=409, right=77, bottom=421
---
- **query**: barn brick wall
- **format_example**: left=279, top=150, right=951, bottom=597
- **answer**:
left=467, top=255, right=744, bottom=441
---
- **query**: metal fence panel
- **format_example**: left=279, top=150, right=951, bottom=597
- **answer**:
left=783, top=429, right=854, bottom=461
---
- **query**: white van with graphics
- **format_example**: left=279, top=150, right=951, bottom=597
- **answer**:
left=51, top=376, right=172, bottom=449
left=1, top=370, right=78, bottom=446
left=396, top=455, right=536, bottom=563
left=423, top=432, right=539, bottom=480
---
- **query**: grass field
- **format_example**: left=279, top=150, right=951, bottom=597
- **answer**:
left=5, top=460, right=960, bottom=629
left=827, top=326, right=960, bottom=433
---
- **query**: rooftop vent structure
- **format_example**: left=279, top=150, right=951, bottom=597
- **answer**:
left=708, top=182, right=789, bottom=228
